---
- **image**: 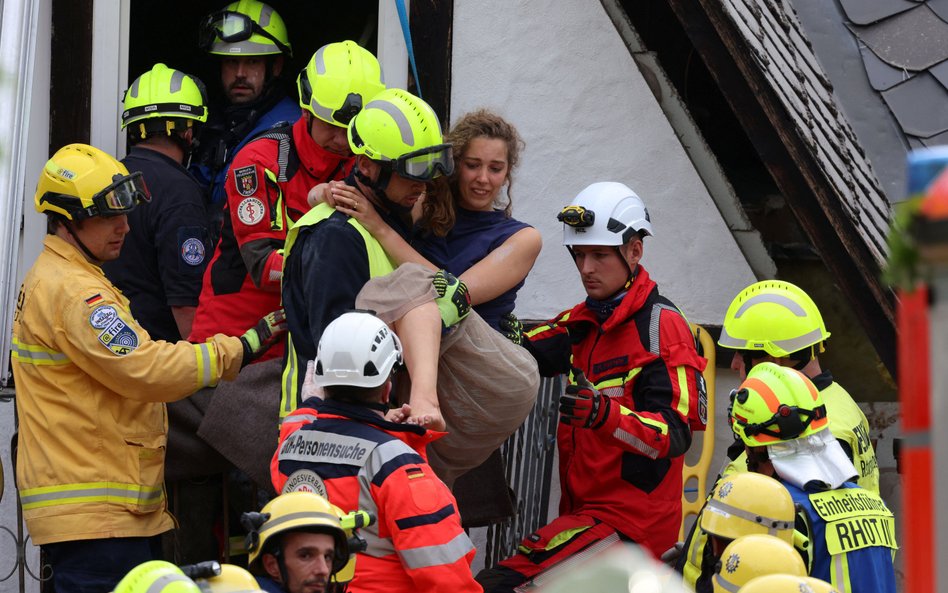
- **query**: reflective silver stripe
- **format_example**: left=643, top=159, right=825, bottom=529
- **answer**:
left=705, top=498, right=792, bottom=536
left=219, top=39, right=278, bottom=54
left=314, top=45, right=327, bottom=75
left=397, top=531, right=474, bottom=569
left=260, top=510, right=340, bottom=537
left=258, top=4, right=272, bottom=27
left=902, top=428, right=931, bottom=448
left=717, top=325, right=746, bottom=348
left=283, top=412, right=318, bottom=426
left=362, top=439, right=418, bottom=484
left=832, top=553, right=850, bottom=592
left=21, top=484, right=163, bottom=507
left=11, top=343, right=69, bottom=364
left=648, top=303, right=679, bottom=356
left=362, top=527, right=396, bottom=557
left=169, top=69, right=184, bottom=93
left=148, top=574, right=194, bottom=593
left=711, top=574, right=740, bottom=593
left=129, top=77, right=140, bottom=99
left=197, top=342, right=213, bottom=387
left=365, top=99, right=414, bottom=146
left=734, top=293, right=806, bottom=318
left=770, top=328, right=825, bottom=355
left=613, top=427, right=660, bottom=459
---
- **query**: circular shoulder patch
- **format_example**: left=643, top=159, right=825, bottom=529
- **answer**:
left=181, top=238, right=206, bottom=266
left=89, top=305, right=118, bottom=329
left=237, top=197, right=265, bottom=226
left=282, top=469, right=327, bottom=497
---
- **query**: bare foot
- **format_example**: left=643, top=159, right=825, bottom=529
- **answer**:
left=385, top=404, right=412, bottom=424
left=405, top=405, right=446, bottom=432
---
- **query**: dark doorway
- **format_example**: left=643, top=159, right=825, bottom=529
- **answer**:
left=127, top=1, right=380, bottom=110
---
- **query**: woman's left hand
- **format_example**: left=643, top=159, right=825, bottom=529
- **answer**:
left=332, top=184, right=385, bottom=234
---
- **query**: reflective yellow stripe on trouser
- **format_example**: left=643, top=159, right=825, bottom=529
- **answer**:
left=20, top=481, right=164, bottom=510
left=279, top=204, right=396, bottom=418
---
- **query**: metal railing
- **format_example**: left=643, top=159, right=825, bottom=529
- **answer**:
left=482, top=376, right=563, bottom=568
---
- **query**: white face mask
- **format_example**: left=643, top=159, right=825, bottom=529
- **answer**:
left=768, top=430, right=859, bottom=491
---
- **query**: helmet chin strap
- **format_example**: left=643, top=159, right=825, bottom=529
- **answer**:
left=354, top=165, right=412, bottom=215
left=64, top=221, right=104, bottom=265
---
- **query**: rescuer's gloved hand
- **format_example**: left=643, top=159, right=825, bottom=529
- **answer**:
left=559, top=383, right=615, bottom=429
left=499, top=312, right=524, bottom=345
left=240, top=309, right=287, bottom=367
left=432, top=270, right=471, bottom=331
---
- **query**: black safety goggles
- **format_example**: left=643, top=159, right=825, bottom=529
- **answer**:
left=86, top=172, right=151, bottom=218
left=198, top=10, right=291, bottom=56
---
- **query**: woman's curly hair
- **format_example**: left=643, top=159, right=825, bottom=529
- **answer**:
left=420, top=109, right=525, bottom=237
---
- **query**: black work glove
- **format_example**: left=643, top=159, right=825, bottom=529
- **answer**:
left=499, top=312, right=524, bottom=345
left=432, top=270, right=471, bottom=330
left=559, top=383, right=616, bottom=429
left=239, top=309, right=287, bottom=367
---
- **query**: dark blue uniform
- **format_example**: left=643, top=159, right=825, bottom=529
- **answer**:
left=103, top=146, right=210, bottom=342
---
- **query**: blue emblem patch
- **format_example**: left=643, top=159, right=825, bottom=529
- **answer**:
left=181, top=238, right=205, bottom=266
left=97, top=316, right=139, bottom=356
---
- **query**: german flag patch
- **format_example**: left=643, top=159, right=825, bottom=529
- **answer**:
left=406, top=467, right=425, bottom=480
left=85, top=294, right=103, bottom=306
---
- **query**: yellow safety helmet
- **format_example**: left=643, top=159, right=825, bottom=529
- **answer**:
left=297, top=41, right=386, bottom=128
left=122, top=63, right=208, bottom=139
left=194, top=564, right=264, bottom=593
left=700, top=472, right=795, bottom=544
left=348, top=88, right=453, bottom=181
left=712, top=534, right=806, bottom=593
left=738, top=574, right=839, bottom=593
left=244, top=492, right=349, bottom=574
left=199, top=0, right=291, bottom=57
left=114, top=561, right=201, bottom=593
left=35, top=144, right=150, bottom=221
left=729, top=362, right=828, bottom=447
left=719, top=280, right=830, bottom=359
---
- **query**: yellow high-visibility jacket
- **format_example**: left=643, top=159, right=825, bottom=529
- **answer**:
left=12, top=235, right=245, bottom=545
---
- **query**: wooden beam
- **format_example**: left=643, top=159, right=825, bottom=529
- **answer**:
left=409, top=0, right=453, bottom=128
left=49, top=0, right=93, bottom=155
left=664, top=0, right=897, bottom=375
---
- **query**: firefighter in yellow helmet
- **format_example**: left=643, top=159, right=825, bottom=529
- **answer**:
left=682, top=472, right=796, bottom=592
left=101, top=63, right=211, bottom=342
left=729, top=363, right=896, bottom=593
left=193, top=0, right=298, bottom=207
left=242, top=492, right=359, bottom=593
left=677, top=281, right=881, bottom=590
left=719, top=280, right=879, bottom=493
left=14, top=144, right=286, bottom=593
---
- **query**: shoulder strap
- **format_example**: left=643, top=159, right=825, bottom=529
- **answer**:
left=631, top=287, right=684, bottom=356
left=246, top=122, right=300, bottom=182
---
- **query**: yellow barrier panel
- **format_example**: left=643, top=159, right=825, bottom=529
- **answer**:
left=680, top=324, right=716, bottom=539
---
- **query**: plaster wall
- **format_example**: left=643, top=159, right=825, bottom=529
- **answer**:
left=450, top=0, right=757, bottom=324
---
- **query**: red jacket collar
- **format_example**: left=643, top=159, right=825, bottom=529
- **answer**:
left=291, top=117, right=353, bottom=177
left=563, top=265, right=657, bottom=331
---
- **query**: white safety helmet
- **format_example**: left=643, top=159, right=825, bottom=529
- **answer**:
left=559, top=181, right=653, bottom=247
left=314, top=311, right=403, bottom=388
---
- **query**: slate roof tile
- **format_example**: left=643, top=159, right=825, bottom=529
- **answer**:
left=852, top=5, right=948, bottom=71
left=839, top=0, right=917, bottom=26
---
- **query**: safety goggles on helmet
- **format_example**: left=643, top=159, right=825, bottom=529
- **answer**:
left=199, top=10, right=291, bottom=56
left=394, top=144, right=454, bottom=181
left=78, top=172, right=151, bottom=219
left=729, top=387, right=827, bottom=441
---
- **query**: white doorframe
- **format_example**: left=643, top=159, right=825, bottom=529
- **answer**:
left=91, top=0, right=130, bottom=159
